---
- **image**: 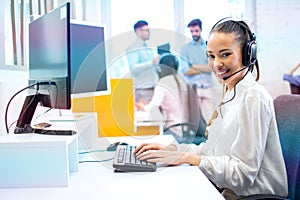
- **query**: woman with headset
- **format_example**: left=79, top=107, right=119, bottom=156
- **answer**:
left=136, top=53, right=189, bottom=138
left=134, top=20, right=288, bottom=199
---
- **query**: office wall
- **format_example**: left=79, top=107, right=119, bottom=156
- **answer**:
left=207, top=0, right=300, bottom=100
left=255, top=0, right=300, bottom=97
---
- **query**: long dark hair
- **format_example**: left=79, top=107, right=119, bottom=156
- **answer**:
left=158, top=53, right=184, bottom=102
left=158, top=54, right=179, bottom=78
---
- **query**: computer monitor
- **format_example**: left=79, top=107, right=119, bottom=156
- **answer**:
left=157, top=43, right=170, bottom=55
left=70, top=20, right=110, bottom=98
left=14, top=2, right=71, bottom=134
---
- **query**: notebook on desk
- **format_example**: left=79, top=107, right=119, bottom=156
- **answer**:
left=157, top=43, right=170, bottom=55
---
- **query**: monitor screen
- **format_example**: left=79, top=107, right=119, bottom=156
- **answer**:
left=14, top=2, right=71, bottom=133
left=28, top=2, right=70, bottom=109
left=70, top=20, right=110, bottom=98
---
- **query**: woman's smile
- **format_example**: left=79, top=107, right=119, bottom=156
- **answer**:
left=215, top=68, right=231, bottom=79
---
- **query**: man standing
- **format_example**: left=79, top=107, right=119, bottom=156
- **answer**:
left=179, top=18, right=214, bottom=122
left=126, top=20, right=160, bottom=102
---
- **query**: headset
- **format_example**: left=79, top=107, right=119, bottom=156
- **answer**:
left=211, top=18, right=257, bottom=68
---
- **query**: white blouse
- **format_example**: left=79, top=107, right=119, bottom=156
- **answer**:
left=177, top=73, right=288, bottom=197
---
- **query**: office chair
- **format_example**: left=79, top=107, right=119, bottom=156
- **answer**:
left=289, top=83, right=300, bottom=94
left=241, top=94, right=300, bottom=200
left=163, top=84, right=207, bottom=145
left=274, top=94, right=300, bottom=200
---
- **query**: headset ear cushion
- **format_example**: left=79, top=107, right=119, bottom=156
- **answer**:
left=243, top=40, right=257, bottom=67
left=250, top=41, right=257, bottom=63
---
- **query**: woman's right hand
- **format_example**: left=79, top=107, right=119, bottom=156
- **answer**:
left=135, top=99, right=147, bottom=110
left=134, top=143, right=176, bottom=156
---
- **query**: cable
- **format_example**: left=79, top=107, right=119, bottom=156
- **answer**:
left=219, top=69, right=251, bottom=118
left=79, top=158, right=114, bottom=163
left=78, top=150, right=114, bottom=163
left=219, top=68, right=251, bottom=110
left=8, top=120, right=18, bottom=132
left=5, top=81, right=57, bottom=133
left=219, top=85, right=236, bottom=118
left=33, top=107, right=52, bottom=122
left=78, top=150, right=107, bottom=154
left=11, top=86, right=40, bottom=133
left=5, top=82, right=38, bottom=133
left=45, top=83, right=58, bottom=108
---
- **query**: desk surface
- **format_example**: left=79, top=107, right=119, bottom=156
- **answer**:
left=135, top=110, right=164, bottom=122
left=0, top=135, right=224, bottom=200
left=134, top=111, right=165, bottom=135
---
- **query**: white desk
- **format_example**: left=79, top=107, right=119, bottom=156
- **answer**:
left=0, top=135, right=224, bottom=200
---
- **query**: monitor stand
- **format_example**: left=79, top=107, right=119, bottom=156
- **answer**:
left=14, top=93, right=76, bottom=135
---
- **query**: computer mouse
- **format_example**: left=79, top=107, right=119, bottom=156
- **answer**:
left=106, top=142, right=128, bottom=151
left=33, top=122, right=52, bottom=129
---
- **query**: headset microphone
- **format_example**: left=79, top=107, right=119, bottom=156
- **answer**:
left=222, top=60, right=256, bottom=81
left=222, top=67, right=247, bottom=81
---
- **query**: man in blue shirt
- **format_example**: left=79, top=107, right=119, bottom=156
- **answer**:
left=126, top=20, right=160, bottom=102
left=179, top=19, right=214, bottom=122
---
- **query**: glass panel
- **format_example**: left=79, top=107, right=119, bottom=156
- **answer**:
left=111, top=0, right=174, bottom=36
left=4, top=0, right=13, bottom=65
left=109, top=0, right=174, bottom=78
left=1, top=0, right=246, bottom=69
left=184, top=0, right=245, bottom=40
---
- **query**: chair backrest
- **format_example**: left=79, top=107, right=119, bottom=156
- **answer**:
left=187, top=84, right=207, bottom=141
left=274, top=94, right=300, bottom=200
left=163, top=83, right=207, bottom=144
left=289, top=83, right=300, bottom=94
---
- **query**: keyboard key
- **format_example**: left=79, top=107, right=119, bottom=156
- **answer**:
left=113, top=144, right=157, bottom=172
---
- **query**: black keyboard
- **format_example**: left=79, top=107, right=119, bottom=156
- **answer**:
left=113, top=145, right=157, bottom=172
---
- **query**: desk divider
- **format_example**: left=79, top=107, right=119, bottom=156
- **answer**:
left=72, top=78, right=135, bottom=137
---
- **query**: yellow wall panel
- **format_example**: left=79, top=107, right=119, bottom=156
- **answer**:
left=72, top=78, right=135, bottom=137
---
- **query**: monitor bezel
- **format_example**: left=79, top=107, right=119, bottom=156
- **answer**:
left=70, top=19, right=111, bottom=99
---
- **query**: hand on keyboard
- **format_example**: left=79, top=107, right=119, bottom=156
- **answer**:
left=113, top=145, right=157, bottom=172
